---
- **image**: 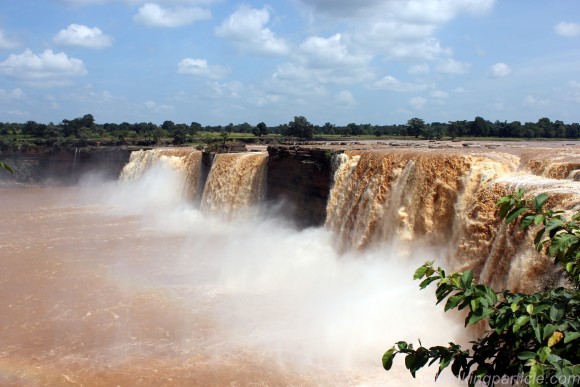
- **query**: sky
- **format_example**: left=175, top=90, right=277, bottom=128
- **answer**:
left=0, top=0, right=579, bottom=126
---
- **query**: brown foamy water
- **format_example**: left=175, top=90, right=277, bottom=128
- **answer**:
left=0, top=179, right=463, bottom=386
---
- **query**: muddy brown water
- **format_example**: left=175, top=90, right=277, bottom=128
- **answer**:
left=2, top=185, right=456, bottom=386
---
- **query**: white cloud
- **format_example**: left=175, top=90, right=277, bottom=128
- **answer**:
left=134, top=3, right=211, bottom=28
left=144, top=100, right=174, bottom=112
left=372, top=75, right=431, bottom=92
left=54, top=24, right=113, bottom=49
left=271, top=33, right=373, bottom=92
left=297, top=34, right=369, bottom=69
left=408, top=63, right=430, bottom=74
left=335, top=90, right=356, bottom=106
left=489, top=62, right=511, bottom=78
left=299, top=0, right=495, bottom=21
left=298, top=0, right=493, bottom=61
left=0, top=30, right=18, bottom=49
left=0, top=49, right=87, bottom=86
left=177, top=58, right=229, bottom=79
left=409, top=96, right=427, bottom=109
left=216, top=6, right=289, bottom=56
left=436, top=58, right=471, bottom=74
left=554, top=21, right=580, bottom=37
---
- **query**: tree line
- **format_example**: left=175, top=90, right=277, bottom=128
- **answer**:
left=1, top=114, right=579, bottom=148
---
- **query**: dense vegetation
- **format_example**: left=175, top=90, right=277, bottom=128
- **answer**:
left=383, top=190, right=580, bottom=386
left=0, top=114, right=579, bottom=151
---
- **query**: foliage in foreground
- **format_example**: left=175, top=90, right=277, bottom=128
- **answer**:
left=0, top=160, right=13, bottom=173
left=383, top=189, right=580, bottom=386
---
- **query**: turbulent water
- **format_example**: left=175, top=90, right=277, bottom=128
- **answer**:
left=325, top=148, right=580, bottom=293
left=1, top=144, right=579, bottom=386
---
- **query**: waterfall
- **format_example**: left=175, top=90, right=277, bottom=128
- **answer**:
left=201, top=152, right=268, bottom=217
left=119, top=148, right=203, bottom=200
left=325, top=148, right=580, bottom=292
left=118, top=145, right=580, bottom=292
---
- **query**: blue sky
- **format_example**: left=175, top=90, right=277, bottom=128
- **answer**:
left=0, top=0, right=579, bottom=126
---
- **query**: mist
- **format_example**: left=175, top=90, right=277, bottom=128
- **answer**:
left=71, top=161, right=466, bottom=385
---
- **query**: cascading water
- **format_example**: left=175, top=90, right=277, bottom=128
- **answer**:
left=200, top=152, right=268, bottom=217
left=119, top=148, right=203, bottom=200
left=325, top=147, right=580, bottom=293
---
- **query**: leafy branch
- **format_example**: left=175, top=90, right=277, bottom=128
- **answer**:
left=0, top=160, right=13, bottom=174
left=383, top=190, right=580, bottom=386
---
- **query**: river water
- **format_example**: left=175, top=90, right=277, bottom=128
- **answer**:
left=0, top=165, right=464, bottom=386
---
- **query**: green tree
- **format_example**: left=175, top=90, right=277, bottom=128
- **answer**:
left=407, top=118, right=426, bottom=137
left=253, top=122, right=268, bottom=137
left=287, top=116, right=314, bottom=140
left=172, top=124, right=188, bottom=145
left=383, top=190, right=580, bottom=387
left=161, top=120, right=175, bottom=132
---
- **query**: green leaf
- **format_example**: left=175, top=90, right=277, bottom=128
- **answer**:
left=526, top=304, right=534, bottom=315
left=461, top=270, right=474, bottom=288
left=564, top=332, right=580, bottom=344
left=529, top=363, right=543, bottom=387
left=520, top=214, right=535, bottom=229
left=413, top=266, right=428, bottom=280
left=513, top=315, right=530, bottom=333
left=0, top=161, right=13, bottom=174
left=505, top=207, right=529, bottom=223
left=444, top=295, right=464, bottom=312
left=548, top=233, right=578, bottom=257
left=538, top=346, right=551, bottom=363
left=534, top=214, right=545, bottom=225
left=405, top=353, right=416, bottom=374
left=545, top=218, right=565, bottom=232
left=517, top=351, right=537, bottom=361
left=382, top=348, right=396, bottom=370
left=549, top=303, right=565, bottom=322
left=533, top=193, right=549, bottom=211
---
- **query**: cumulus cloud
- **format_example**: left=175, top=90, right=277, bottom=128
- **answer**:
left=554, top=21, right=580, bottom=37
left=54, top=24, right=113, bottom=48
left=271, top=34, right=373, bottom=89
left=177, top=58, right=229, bottom=79
left=436, top=58, right=471, bottom=74
left=0, top=30, right=19, bottom=49
left=0, top=49, right=87, bottom=86
left=298, top=0, right=493, bottom=60
left=297, top=34, right=369, bottom=68
left=489, top=62, right=511, bottom=78
left=134, top=3, right=211, bottom=28
left=335, top=90, right=356, bottom=106
left=372, top=75, right=431, bottom=92
left=144, top=100, right=174, bottom=112
left=299, top=0, right=495, bottom=21
left=215, top=6, right=289, bottom=55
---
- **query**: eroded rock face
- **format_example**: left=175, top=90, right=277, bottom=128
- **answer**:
left=266, top=146, right=334, bottom=227
left=0, top=147, right=134, bottom=184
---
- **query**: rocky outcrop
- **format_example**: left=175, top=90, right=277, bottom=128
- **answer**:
left=266, top=146, right=335, bottom=227
left=0, top=146, right=135, bottom=184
